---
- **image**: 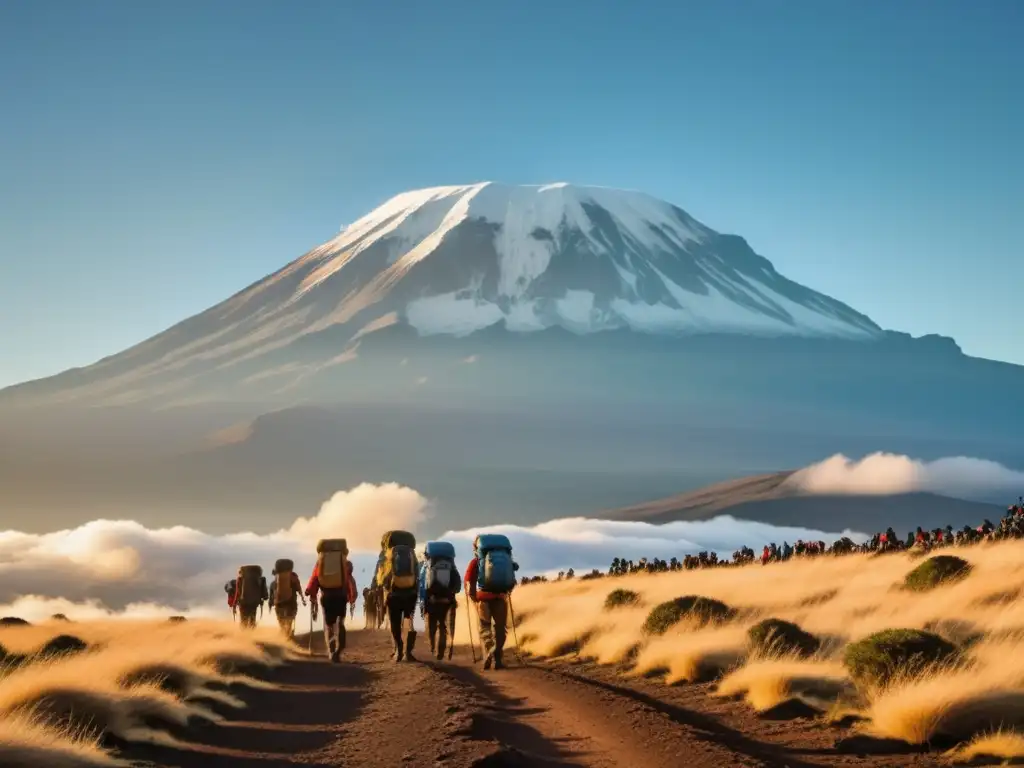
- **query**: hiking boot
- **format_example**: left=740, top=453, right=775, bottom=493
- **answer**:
left=493, top=651, right=505, bottom=670
left=330, top=648, right=341, bottom=664
left=436, top=640, right=446, bottom=661
left=483, top=652, right=493, bottom=670
left=404, top=631, right=417, bottom=662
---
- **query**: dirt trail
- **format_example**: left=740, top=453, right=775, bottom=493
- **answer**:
left=116, top=629, right=943, bottom=768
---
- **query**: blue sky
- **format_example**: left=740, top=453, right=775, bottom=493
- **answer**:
left=1, top=0, right=1021, bottom=387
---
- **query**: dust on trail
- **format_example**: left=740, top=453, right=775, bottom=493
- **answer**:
left=112, top=629, right=944, bottom=768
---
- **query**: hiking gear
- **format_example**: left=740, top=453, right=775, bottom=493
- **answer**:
left=237, top=565, right=267, bottom=609
left=380, top=531, right=417, bottom=592
left=507, top=595, right=526, bottom=667
left=308, top=610, right=314, bottom=656
left=381, top=530, right=417, bottom=550
left=273, top=558, right=298, bottom=607
left=493, top=652, right=505, bottom=670
left=425, top=540, right=457, bottom=597
left=424, top=540, right=456, bottom=560
left=382, top=544, right=418, bottom=591
left=464, top=591, right=478, bottom=663
left=448, top=603, right=456, bottom=660
left=316, top=539, right=349, bottom=590
left=475, top=535, right=515, bottom=594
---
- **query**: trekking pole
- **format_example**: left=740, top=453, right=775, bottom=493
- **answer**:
left=448, top=603, right=455, bottom=660
left=506, top=595, right=527, bottom=666
left=463, top=592, right=478, bottom=663
left=308, top=608, right=314, bottom=656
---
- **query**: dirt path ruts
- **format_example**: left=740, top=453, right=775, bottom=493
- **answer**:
left=114, top=629, right=944, bottom=768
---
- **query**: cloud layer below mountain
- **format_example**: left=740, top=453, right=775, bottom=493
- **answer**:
left=3, top=451, right=1019, bottom=622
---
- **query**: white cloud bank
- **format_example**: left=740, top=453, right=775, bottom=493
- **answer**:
left=4, top=451, right=1020, bottom=622
left=0, top=482, right=432, bottom=623
left=786, top=452, right=1024, bottom=499
left=0, top=484, right=862, bottom=622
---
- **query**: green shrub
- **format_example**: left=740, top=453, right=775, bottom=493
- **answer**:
left=747, top=618, right=820, bottom=658
left=903, top=555, right=971, bottom=592
left=604, top=589, right=641, bottom=610
left=843, top=629, right=959, bottom=688
left=641, top=596, right=734, bottom=636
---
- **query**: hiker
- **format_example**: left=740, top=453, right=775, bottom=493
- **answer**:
left=234, top=566, right=268, bottom=629
left=465, top=534, right=518, bottom=670
left=376, top=530, right=420, bottom=662
left=306, top=539, right=356, bottom=663
left=269, top=558, right=306, bottom=639
left=419, top=541, right=461, bottom=660
left=224, top=578, right=238, bottom=619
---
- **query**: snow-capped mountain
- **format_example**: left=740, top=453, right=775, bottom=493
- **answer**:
left=301, top=182, right=880, bottom=339
left=1, top=183, right=888, bottom=407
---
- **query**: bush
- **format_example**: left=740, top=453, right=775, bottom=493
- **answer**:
left=903, top=555, right=971, bottom=592
left=604, top=589, right=641, bottom=610
left=843, top=628, right=960, bottom=688
left=642, top=596, right=734, bottom=636
left=747, top=618, right=820, bottom=658
left=0, top=617, right=29, bottom=626
left=37, top=634, right=88, bottom=659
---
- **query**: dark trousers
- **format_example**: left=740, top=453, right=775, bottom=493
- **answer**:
left=321, top=591, right=348, bottom=655
left=426, top=599, right=455, bottom=654
left=275, top=599, right=298, bottom=637
left=386, top=591, right=417, bottom=647
left=478, top=598, right=508, bottom=658
left=239, top=605, right=259, bottom=629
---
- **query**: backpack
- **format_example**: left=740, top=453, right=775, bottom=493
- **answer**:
left=424, top=540, right=457, bottom=598
left=378, top=530, right=418, bottom=592
left=274, top=558, right=296, bottom=605
left=237, top=565, right=267, bottom=608
left=476, top=534, right=516, bottom=593
left=316, top=539, right=349, bottom=591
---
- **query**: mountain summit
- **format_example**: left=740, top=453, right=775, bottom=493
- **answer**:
left=2, top=182, right=888, bottom=408
left=299, top=182, right=881, bottom=339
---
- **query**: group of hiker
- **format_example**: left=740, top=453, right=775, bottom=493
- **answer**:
left=222, top=531, right=519, bottom=670
left=523, top=496, right=1024, bottom=584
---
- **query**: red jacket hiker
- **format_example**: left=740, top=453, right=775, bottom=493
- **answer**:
left=306, top=559, right=358, bottom=604
left=464, top=557, right=504, bottom=602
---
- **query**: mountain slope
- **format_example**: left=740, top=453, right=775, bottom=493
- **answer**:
left=605, top=470, right=1006, bottom=533
left=1, top=183, right=882, bottom=408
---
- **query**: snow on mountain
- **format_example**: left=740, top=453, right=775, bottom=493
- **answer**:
left=0, top=182, right=883, bottom=406
left=266, top=181, right=879, bottom=340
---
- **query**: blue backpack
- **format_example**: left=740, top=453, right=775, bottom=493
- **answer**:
left=424, top=540, right=459, bottom=598
left=475, top=534, right=516, bottom=593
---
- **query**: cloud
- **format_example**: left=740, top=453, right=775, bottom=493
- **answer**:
left=462, top=354, right=479, bottom=364
left=0, top=477, right=865, bottom=621
left=436, top=515, right=867, bottom=578
left=0, top=482, right=430, bottom=619
left=786, top=453, right=1024, bottom=499
left=284, top=484, right=431, bottom=551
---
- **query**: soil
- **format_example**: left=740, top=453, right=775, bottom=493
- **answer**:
left=117, top=629, right=946, bottom=768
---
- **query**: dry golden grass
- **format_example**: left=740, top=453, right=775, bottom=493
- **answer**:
left=0, top=712, right=127, bottom=768
left=500, top=539, right=1024, bottom=750
left=947, top=730, right=1024, bottom=763
left=0, top=618, right=291, bottom=764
